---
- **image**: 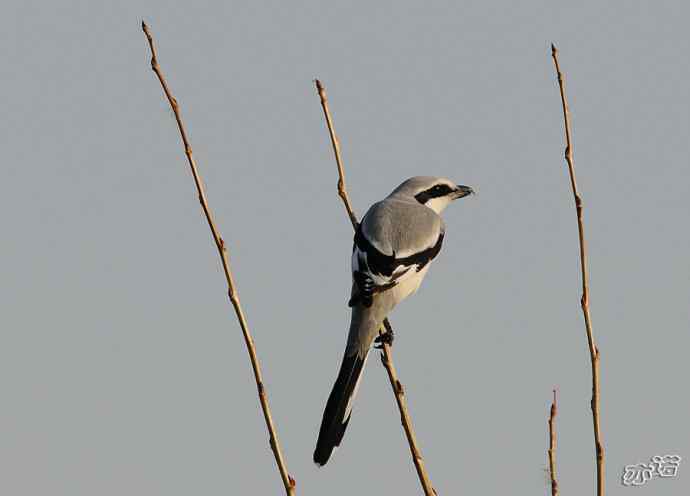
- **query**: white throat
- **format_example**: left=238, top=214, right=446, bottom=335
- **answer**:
left=425, top=196, right=452, bottom=214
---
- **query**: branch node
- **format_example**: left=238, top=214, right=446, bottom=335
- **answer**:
left=395, top=380, right=404, bottom=395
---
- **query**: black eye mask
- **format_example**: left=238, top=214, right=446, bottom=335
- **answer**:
left=414, top=184, right=454, bottom=204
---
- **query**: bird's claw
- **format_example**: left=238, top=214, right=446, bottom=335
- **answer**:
left=374, top=328, right=394, bottom=349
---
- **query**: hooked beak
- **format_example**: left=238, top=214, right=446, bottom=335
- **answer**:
left=453, top=184, right=474, bottom=200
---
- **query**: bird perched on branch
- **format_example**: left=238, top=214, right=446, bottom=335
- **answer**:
left=314, top=176, right=474, bottom=466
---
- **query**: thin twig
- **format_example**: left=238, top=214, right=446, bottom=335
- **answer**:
left=551, top=43, right=604, bottom=496
left=142, top=22, right=295, bottom=495
left=548, top=389, right=559, bottom=496
left=315, top=79, right=436, bottom=496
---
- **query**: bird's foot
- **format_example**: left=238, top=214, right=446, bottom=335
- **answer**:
left=374, top=328, right=394, bottom=349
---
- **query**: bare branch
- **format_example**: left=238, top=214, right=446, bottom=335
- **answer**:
left=314, top=79, right=359, bottom=229
left=551, top=43, right=604, bottom=496
left=548, top=389, right=559, bottom=496
left=142, top=22, right=296, bottom=495
left=315, top=79, right=436, bottom=496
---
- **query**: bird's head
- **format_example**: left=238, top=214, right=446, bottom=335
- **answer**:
left=389, top=176, right=474, bottom=213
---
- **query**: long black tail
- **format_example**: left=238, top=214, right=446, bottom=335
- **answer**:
left=313, top=351, right=368, bottom=465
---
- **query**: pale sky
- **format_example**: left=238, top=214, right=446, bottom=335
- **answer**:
left=1, top=1, right=688, bottom=495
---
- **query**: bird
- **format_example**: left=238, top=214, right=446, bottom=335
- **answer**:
left=313, top=176, right=474, bottom=466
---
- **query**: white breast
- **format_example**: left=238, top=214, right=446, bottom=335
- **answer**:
left=389, top=264, right=430, bottom=303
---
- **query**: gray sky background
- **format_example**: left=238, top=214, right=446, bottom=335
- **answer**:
left=1, top=1, right=688, bottom=495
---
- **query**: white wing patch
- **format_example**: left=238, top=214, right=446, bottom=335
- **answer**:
left=352, top=246, right=419, bottom=288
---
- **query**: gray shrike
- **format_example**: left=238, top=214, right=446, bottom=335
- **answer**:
left=314, top=176, right=474, bottom=466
